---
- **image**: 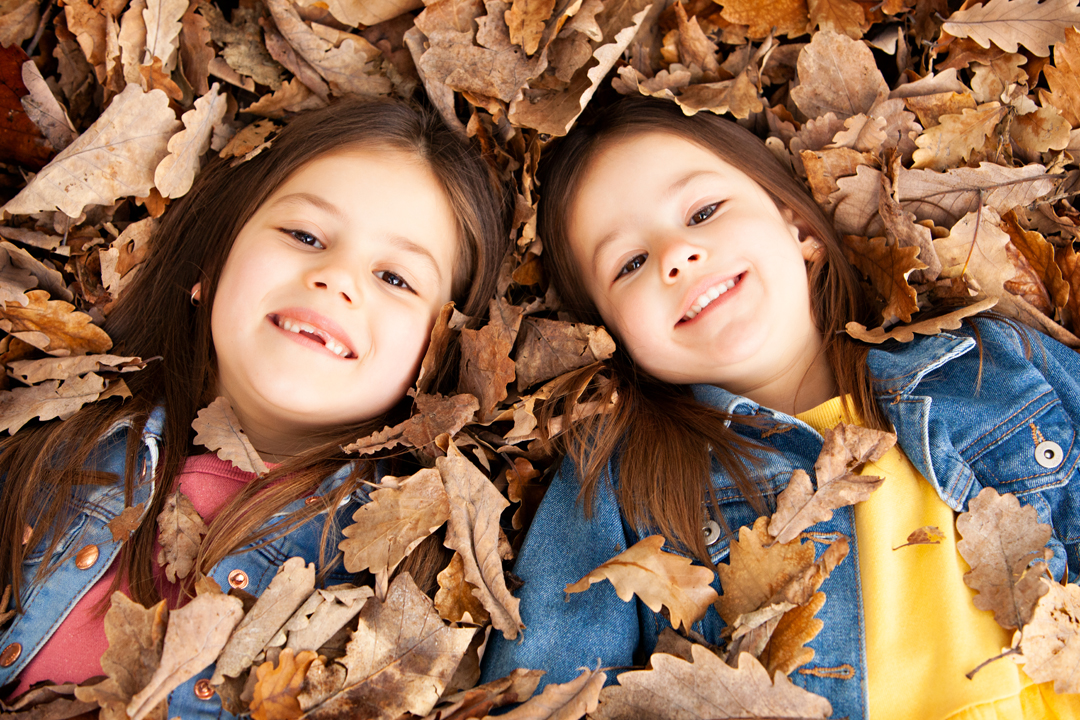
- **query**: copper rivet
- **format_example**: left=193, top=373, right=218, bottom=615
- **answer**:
left=193, top=679, right=215, bottom=700
left=227, top=569, right=248, bottom=589
left=305, top=496, right=319, bottom=505
left=21, top=525, right=32, bottom=546
left=75, top=544, right=99, bottom=570
left=0, top=643, right=21, bottom=667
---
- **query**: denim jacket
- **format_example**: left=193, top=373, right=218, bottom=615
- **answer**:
left=481, top=319, right=1080, bottom=720
left=0, top=406, right=375, bottom=718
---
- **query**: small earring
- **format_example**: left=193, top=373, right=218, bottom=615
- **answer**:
left=190, top=283, right=202, bottom=306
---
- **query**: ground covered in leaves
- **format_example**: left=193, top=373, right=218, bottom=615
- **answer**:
left=2, top=0, right=1080, bottom=717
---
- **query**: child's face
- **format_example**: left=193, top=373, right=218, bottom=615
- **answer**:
left=211, top=148, right=459, bottom=449
left=566, top=132, right=823, bottom=399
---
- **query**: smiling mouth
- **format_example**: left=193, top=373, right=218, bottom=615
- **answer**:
left=269, top=314, right=357, bottom=359
left=680, top=274, right=742, bottom=323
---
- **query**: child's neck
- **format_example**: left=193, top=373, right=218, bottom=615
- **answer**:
left=732, top=351, right=838, bottom=417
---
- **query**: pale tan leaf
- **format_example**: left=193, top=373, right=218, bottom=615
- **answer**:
left=1042, top=27, right=1080, bottom=125
left=0, top=244, right=37, bottom=308
left=912, top=103, right=1007, bottom=171
left=7, top=355, right=142, bottom=384
left=74, top=593, right=168, bottom=720
left=419, top=668, right=544, bottom=720
left=120, top=0, right=148, bottom=86
left=20, top=60, right=76, bottom=152
left=191, top=396, right=268, bottom=475
left=0, top=373, right=106, bottom=435
left=896, top=162, right=1055, bottom=227
left=768, top=423, right=895, bottom=544
left=213, top=557, right=316, bottom=684
left=956, top=487, right=1052, bottom=630
left=298, top=0, right=423, bottom=27
left=126, top=592, right=245, bottom=720
left=0, top=290, right=112, bottom=357
left=1012, top=104, right=1071, bottom=158
left=100, top=217, right=155, bottom=298
left=438, top=438, right=524, bottom=639
left=830, top=164, right=884, bottom=237
left=0, top=240, right=70, bottom=302
left=250, top=648, right=318, bottom=720
left=1015, top=581, right=1080, bottom=693
left=143, top=0, right=187, bottom=71
left=154, top=83, right=228, bottom=198
left=942, top=0, right=1080, bottom=57
left=893, top=525, right=945, bottom=550
left=2, top=85, right=180, bottom=219
left=305, top=573, right=477, bottom=720
left=790, top=30, right=889, bottom=120
left=592, top=648, right=832, bottom=720
left=339, top=468, right=450, bottom=579
left=934, top=207, right=1016, bottom=299
left=565, top=535, right=718, bottom=631
left=495, top=667, right=605, bottom=720
left=107, top=503, right=145, bottom=542
left=845, top=296, right=1000, bottom=343
left=0, top=0, right=39, bottom=48
left=282, top=585, right=373, bottom=653
left=154, top=488, right=207, bottom=583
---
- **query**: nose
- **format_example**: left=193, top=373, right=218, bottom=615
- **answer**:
left=305, top=262, right=359, bottom=304
left=659, top=238, right=706, bottom=283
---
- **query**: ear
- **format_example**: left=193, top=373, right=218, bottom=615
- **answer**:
left=779, top=207, right=820, bottom=260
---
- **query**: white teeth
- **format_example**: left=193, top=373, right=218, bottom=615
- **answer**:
left=682, top=278, right=738, bottom=321
left=277, top=317, right=351, bottom=357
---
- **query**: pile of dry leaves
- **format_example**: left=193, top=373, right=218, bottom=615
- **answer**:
left=1, top=0, right=1080, bottom=717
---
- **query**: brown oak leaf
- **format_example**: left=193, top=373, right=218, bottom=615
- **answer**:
left=0, top=290, right=112, bottom=357
left=893, top=525, right=945, bottom=550
left=435, top=551, right=491, bottom=625
left=107, top=503, right=145, bottom=542
left=911, top=103, right=1008, bottom=171
left=0, top=372, right=106, bottom=435
left=459, top=298, right=523, bottom=420
left=842, top=234, right=926, bottom=325
left=494, top=667, right=605, bottom=720
left=896, top=162, right=1055, bottom=227
left=768, top=422, right=896, bottom=544
left=941, top=0, right=1080, bottom=57
left=566, top=534, right=718, bottom=631
left=250, top=648, right=318, bottom=720
left=343, top=391, right=478, bottom=455
left=191, top=396, right=268, bottom=475
left=956, top=487, right=1052, bottom=630
left=846, top=296, right=999, bottom=343
left=155, top=488, right=208, bottom=583
left=790, top=30, right=889, bottom=120
left=1002, top=213, right=1070, bottom=311
left=514, top=317, right=615, bottom=391
left=1014, top=580, right=1080, bottom=693
left=718, top=0, right=809, bottom=38
left=420, top=668, right=544, bottom=720
left=1042, top=27, right=1080, bottom=126
left=282, top=584, right=373, bottom=654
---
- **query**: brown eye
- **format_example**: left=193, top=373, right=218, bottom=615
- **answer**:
left=617, top=254, right=646, bottom=279
left=689, top=203, right=720, bottom=226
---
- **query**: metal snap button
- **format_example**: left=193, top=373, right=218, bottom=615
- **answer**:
left=75, top=545, right=99, bottom=570
left=228, top=569, right=249, bottom=589
left=0, top=643, right=20, bottom=667
left=1035, top=440, right=1064, bottom=469
left=194, top=679, right=215, bottom=700
left=304, top=496, right=320, bottom=505
left=702, top=520, right=722, bottom=546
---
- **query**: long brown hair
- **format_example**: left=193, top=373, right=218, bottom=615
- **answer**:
left=538, top=96, right=883, bottom=565
left=0, top=98, right=508, bottom=606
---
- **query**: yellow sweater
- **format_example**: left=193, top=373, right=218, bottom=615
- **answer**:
left=796, top=398, right=1080, bottom=720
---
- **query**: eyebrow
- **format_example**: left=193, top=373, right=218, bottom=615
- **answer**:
left=271, top=192, right=444, bottom=282
left=590, top=169, right=718, bottom=272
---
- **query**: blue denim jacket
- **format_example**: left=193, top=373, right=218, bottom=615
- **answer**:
left=0, top=406, right=374, bottom=718
left=481, top=319, right=1080, bottom=719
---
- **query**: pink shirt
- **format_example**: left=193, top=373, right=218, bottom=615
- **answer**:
left=13, top=454, right=257, bottom=696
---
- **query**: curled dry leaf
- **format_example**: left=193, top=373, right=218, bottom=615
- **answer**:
left=1014, top=580, right=1080, bottom=694
left=893, top=525, right=946, bottom=550
left=3, top=84, right=180, bottom=219
left=592, top=647, right=832, bottom=720
left=934, top=207, right=1017, bottom=300
left=565, top=534, right=718, bottom=632
left=0, top=372, right=106, bottom=435
left=438, top=438, right=524, bottom=639
left=435, top=551, right=490, bottom=624
left=494, top=667, right=605, bottom=720
left=956, top=487, right=1052, bottom=630
left=338, top=468, right=451, bottom=581
left=213, top=557, right=316, bottom=684
left=0, top=290, right=112, bottom=357
left=249, top=648, right=318, bottom=720
left=73, top=593, right=167, bottom=720
left=127, top=592, right=244, bottom=720
left=282, top=584, right=373, bottom=654
left=154, top=83, right=228, bottom=198
left=304, top=573, right=477, bottom=720
left=514, top=317, right=616, bottom=392
left=846, top=296, right=1000, bottom=343
left=344, top=392, right=478, bottom=455
left=191, top=396, right=268, bottom=475
left=155, top=488, right=208, bottom=583
left=7, top=354, right=143, bottom=384
left=459, top=298, right=523, bottom=420
left=841, top=234, right=925, bottom=325
left=768, top=422, right=896, bottom=544
left=107, top=503, right=145, bottom=542
left=421, top=667, right=545, bottom=720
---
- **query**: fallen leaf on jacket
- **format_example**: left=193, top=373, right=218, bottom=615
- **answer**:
left=3, top=84, right=180, bottom=218
left=281, top=584, right=373, bottom=654
left=768, top=422, right=896, bottom=544
left=1013, top=580, right=1080, bottom=693
left=155, top=488, right=208, bottom=583
left=592, top=647, right=832, bottom=720
left=3, top=681, right=97, bottom=718
left=0, top=372, right=106, bottom=434
left=301, top=573, right=477, bottom=720
left=74, top=593, right=168, bottom=720
left=514, top=317, right=616, bottom=392
left=7, top=354, right=143, bottom=384
left=941, top=0, right=1080, bottom=57
left=494, top=667, right=605, bottom=720
left=842, top=234, right=926, bottom=325
left=422, top=667, right=544, bottom=720
left=566, top=534, right=718, bottom=632
left=957, top=487, right=1052, bottom=630
left=126, top=591, right=244, bottom=720
left=758, top=591, right=827, bottom=676
left=213, top=557, right=315, bottom=684
left=107, top=503, right=145, bottom=542
left=438, top=438, right=524, bottom=639
left=894, top=525, right=946, bottom=550
left=459, top=298, right=522, bottom=420
left=191, top=396, right=268, bottom=475
left=249, top=648, right=318, bottom=720
left=154, top=83, right=228, bottom=198
left=0, top=290, right=112, bottom=357
left=339, top=468, right=450, bottom=584
left=435, top=551, right=491, bottom=625
left=846, top=296, right=999, bottom=343
left=344, top=391, right=478, bottom=455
